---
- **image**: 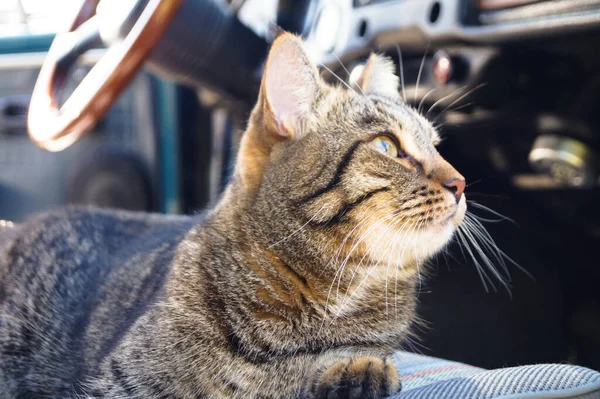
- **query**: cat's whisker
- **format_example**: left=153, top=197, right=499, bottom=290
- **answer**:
left=383, top=218, right=407, bottom=319
left=461, top=220, right=508, bottom=285
left=331, top=216, right=405, bottom=325
left=322, top=224, right=370, bottom=330
left=470, top=215, right=506, bottom=223
left=456, top=227, right=494, bottom=292
left=334, top=54, right=369, bottom=99
left=466, top=179, right=482, bottom=188
left=466, top=213, right=533, bottom=280
left=456, top=211, right=530, bottom=297
left=395, top=45, right=407, bottom=102
left=319, top=63, right=357, bottom=95
left=414, top=217, right=427, bottom=297
left=394, top=218, right=420, bottom=319
left=418, top=87, right=438, bottom=115
left=453, top=228, right=468, bottom=264
left=329, top=211, right=374, bottom=269
left=352, top=214, right=415, bottom=302
left=414, top=42, right=430, bottom=104
left=338, top=212, right=396, bottom=272
left=333, top=54, right=351, bottom=80
left=432, top=83, right=487, bottom=124
left=334, top=213, right=398, bottom=300
left=401, top=330, right=430, bottom=355
left=320, top=63, right=378, bottom=112
left=394, top=216, right=423, bottom=317
left=466, top=192, right=510, bottom=199
left=322, top=212, right=396, bottom=324
left=443, top=101, right=474, bottom=114
left=337, top=216, right=420, bottom=320
left=385, top=219, right=410, bottom=318
left=463, top=217, right=510, bottom=279
left=401, top=336, right=419, bottom=354
left=425, top=85, right=469, bottom=119
left=333, top=225, right=373, bottom=301
left=268, top=203, right=327, bottom=249
left=467, top=200, right=518, bottom=226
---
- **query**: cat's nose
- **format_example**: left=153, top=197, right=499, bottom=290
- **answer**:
left=443, top=178, right=466, bottom=203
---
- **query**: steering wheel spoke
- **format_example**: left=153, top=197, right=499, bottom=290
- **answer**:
left=54, top=16, right=104, bottom=73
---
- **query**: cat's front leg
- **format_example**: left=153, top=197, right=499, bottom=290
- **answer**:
left=301, top=354, right=401, bottom=399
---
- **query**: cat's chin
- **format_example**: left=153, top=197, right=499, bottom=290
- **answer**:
left=395, top=197, right=467, bottom=265
left=356, top=197, right=467, bottom=269
left=361, top=217, right=456, bottom=269
left=410, top=196, right=467, bottom=262
left=427, top=195, right=466, bottom=232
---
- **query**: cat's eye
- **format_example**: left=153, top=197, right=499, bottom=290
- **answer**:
left=371, top=136, right=399, bottom=158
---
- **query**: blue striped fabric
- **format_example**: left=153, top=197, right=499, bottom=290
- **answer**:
left=390, top=352, right=600, bottom=399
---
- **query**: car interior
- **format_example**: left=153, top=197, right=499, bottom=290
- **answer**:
left=1, top=0, right=600, bottom=397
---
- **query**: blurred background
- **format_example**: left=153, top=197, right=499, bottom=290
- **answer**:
left=1, top=0, right=600, bottom=375
left=0, top=0, right=85, bottom=35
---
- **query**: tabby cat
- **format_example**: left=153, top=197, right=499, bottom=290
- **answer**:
left=0, top=33, right=466, bottom=398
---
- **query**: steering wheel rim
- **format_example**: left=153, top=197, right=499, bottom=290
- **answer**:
left=28, top=0, right=184, bottom=152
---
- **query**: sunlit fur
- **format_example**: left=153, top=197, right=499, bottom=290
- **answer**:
left=0, top=33, right=479, bottom=399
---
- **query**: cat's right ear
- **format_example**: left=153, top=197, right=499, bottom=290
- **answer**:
left=259, top=33, right=321, bottom=140
left=351, top=54, right=400, bottom=99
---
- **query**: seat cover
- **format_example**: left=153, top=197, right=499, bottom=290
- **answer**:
left=391, top=352, right=600, bottom=399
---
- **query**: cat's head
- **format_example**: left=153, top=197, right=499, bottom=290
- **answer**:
left=236, top=33, right=466, bottom=269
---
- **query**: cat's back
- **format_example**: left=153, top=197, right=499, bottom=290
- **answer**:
left=0, top=207, right=196, bottom=398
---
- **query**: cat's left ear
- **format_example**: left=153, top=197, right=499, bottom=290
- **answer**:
left=260, top=33, right=322, bottom=140
left=352, top=54, right=400, bottom=99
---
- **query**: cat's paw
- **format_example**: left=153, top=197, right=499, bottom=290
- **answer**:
left=305, top=356, right=401, bottom=399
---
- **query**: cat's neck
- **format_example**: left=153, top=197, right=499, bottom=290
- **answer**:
left=201, top=189, right=419, bottom=322
left=161, top=194, right=417, bottom=362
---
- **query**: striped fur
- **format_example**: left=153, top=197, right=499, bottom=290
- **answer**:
left=0, top=34, right=466, bottom=398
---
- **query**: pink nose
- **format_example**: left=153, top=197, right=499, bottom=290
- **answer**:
left=444, top=178, right=466, bottom=203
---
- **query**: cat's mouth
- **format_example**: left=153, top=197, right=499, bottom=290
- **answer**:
left=451, top=195, right=467, bottom=227
left=359, top=197, right=467, bottom=269
left=431, top=195, right=467, bottom=230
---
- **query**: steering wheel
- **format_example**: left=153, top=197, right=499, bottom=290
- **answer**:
left=27, top=0, right=183, bottom=152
